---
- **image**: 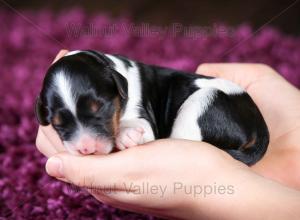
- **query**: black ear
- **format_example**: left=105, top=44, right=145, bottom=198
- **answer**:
left=35, top=96, right=50, bottom=126
left=111, top=70, right=128, bottom=100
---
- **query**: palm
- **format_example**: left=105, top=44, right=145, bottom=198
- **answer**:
left=248, top=74, right=300, bottom=188
left=197, top=63, right=300, bottom=189
left=246, top=73, right=300, bottom=142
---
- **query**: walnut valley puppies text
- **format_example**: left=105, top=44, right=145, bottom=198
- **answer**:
left=67, top=181, right=235, bottom=198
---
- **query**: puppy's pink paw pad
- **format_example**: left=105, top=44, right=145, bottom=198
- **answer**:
left=116, top=127, right=144, bottom=150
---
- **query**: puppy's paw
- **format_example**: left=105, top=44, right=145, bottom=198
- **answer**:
left=116, top=127, right=144, bottom=150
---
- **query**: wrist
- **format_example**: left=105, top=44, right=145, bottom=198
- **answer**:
left=188, top=168, right=300, bottom=220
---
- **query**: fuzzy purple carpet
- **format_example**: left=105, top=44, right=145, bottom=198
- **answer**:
left=0, top=8, right=300, bottom=220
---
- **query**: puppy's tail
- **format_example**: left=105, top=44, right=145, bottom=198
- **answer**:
left=225, top=127, right=269, bottom=166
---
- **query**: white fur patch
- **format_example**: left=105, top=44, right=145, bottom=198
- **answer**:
left=63, top=141, right=81, bottom=155
left=105, top=55, right=142, bottom=120
left=122, top=61, right=144, bottom=120
left=105, top=54, right=155, bottom=142
left=195, top=78, right=244, bottom=95
left=54, top=72, right=76, bottom=115
left=170, top=88, right=217, bottom=141
left=105, top=54, right=128, bottom=78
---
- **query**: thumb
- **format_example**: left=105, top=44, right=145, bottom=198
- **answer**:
left=45, top=152, right=130, bottom=188
left=197, top=63, right=243, bottom=82
left=196, top=63, right=277, bottom=90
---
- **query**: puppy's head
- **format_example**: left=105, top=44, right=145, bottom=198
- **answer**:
left=36, top=51, right=127, bottom=155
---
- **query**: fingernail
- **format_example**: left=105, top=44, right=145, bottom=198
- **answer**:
left=59, top=49, right=68, bottom=54
left=46, top=157, right=63, bottom=178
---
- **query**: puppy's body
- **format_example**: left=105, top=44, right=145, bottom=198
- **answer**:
left=36, top=50, right=269, bottom=165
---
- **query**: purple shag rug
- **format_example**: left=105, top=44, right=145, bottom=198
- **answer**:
left=0, top=8, right=300, bottom=220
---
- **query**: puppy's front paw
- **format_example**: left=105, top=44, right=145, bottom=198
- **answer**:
left=116, top=127, right=144, bottom=150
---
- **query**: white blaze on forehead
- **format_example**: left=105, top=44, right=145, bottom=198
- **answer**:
left=195, top=78, right=244, bottom=95
left=54, top=72, right=77, bottom=115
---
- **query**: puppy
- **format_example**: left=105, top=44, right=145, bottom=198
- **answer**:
left=35, top=50, right=269, bottom=165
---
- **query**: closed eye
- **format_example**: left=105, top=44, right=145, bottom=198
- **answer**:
left=77, top=94, right=104, bottom=117
left=52, top=113, right=62, bottom=126
left=52, top=109, right=76, bottom=127
left=88, top=99, right=102, bottom=113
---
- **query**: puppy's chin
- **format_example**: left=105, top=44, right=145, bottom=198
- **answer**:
left=63, top=142, right=82, bottom=155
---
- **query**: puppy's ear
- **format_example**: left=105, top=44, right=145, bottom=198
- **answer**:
left=35, top=96, right=50, bottom=126
left=111, top=70, right=128, bottom=100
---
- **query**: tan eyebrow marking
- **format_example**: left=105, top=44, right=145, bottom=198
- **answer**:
left=52, top=114, right=62, bottom=126
left=89, top=100, right=101, bottom=113
left=112, top=97, right=121, bottom=138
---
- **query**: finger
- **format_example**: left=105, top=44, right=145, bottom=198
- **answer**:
left=88, top=191, right=165, bottom=218
left=40, top=125, right=65, bottom=153
left=36, top=126, right=59, bottom=157
left=52, top=49, right=69, bottom=64
left=45, top=150, right=138, bottom=188
left=89, top=190, right=171, bottom=219
left=38, top=50, right=69, bottom=152
left=196, top=63, right=276, bottom=89
left=87, top=190, right=119, bottom=205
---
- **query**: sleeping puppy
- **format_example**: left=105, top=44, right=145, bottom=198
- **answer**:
left=35, top=50, right=269, bottom=165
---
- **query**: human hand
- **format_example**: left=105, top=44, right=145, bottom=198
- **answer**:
left=44, top=139, right=300, bottom=220
left=37, top=131, right=300, bottom=220
left=36, top=55, right=300, bottom=218
left=197, top=63, right=300, bottom=189
left=36, top=50, right=68, bottom=156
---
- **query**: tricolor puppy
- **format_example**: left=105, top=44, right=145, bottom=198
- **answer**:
left=36, top=50, right=269, bottom=165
